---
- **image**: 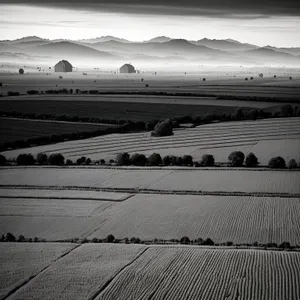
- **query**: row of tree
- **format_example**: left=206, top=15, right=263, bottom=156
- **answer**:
left=1, top=232, right=294, bottom=249
left=115, top=151, right=299, bottom=169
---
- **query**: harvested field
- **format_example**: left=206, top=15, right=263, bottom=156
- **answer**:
left=0, top=243, right=76, bottom=300
left=0, top=94, right=286, bottom=108
left=2, top=117, right=299, bottom=164
left=88, top=194, right=300, bottom=244
left=95, top=246, right=300, bottom=300
left=0, top=188, right=131, bottom=201
left=0, top=198, right=115, bottom=217
left=0, top=99, right=248, bottom=123
left=6, top=244, right=146, bottom=300
left=0, top=117, right=110, bottom=144
left=0, top=167, right=299, bottom=195
left=1, top=72, right=300, bottom=98
left=0, top=215, right=107, bottom=240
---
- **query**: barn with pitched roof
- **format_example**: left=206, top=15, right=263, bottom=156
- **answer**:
left=54, top=60, right=73, bottom=72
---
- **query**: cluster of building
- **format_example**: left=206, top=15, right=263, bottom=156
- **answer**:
left=54, top=60, right=136, bottom=74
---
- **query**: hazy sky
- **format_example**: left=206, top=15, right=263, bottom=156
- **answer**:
left=0, top=1, right=300, bottom=47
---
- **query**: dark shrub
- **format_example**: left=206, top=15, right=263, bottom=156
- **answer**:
left=280, top=104, right=293, bottom=117
left=226, top=241, right=233, bottom=246
left=169, top=155, right=177, bottom=166
left=147, top=153, right=162, bottom=166
left=247, top=109, right=259, bottom=120
left=151, top=119, right=173, bottom=137
left=77, top=156, right=86, bottom=165
left=109, top=159, right=115, bottom=164
left=100, top=159, right=105, bottom=165
left=19, top=68, right=24, bottom=74
left=201, top=154, right=215, bottom=167
left=115, top=152, right=130, bottom=166
left=245, top=152, right=258, bottom=167
left=245, top=77, right=248, bottom=81
left=203, top=78, right=206, bottom=81
left=7, top=91, right=20, bottom=96
left=268, top=156, right=286, bottom=169
left=194, top=161, right=201, bottom=167
left=5, top=232, right=16, bottom=242
left=17, top=235, right=25, bottom=242
left=130, top=153, right=147, bottom=166
left=106, top=234, right=115, bottom=243
left=279, top=242, right=291, bottom=249
left=66, top=159, right=73, bottom=165
left=203, top=238, right=214, bottom=246
left=203, top=113, right=213, bottom=124
left=145, top=122, right=155, bottom=131
left=130, top=237, right=141, bottom=244
left=86, top=158, right=91, bottom=165
left=180, top=236, right=190, bottom=244
left=175, top=156, right=183, bottom=166
left=16, top=153, right=35, bottom=165
left=194, top=238, right=203, bottom=245
left=34, top=237, right=39, bottom=242
left=89, top=90, right=98, bottom=94
left=228, top=151, right=245, bottom=167
left=27, top=90, right=39, bottom=95
left=162, top=155, right=170, bottom=166
left=182, top=155, right=193, bottom=166
left=48, top=153, right=65, bottom=165
left=287, top=159, right=297, bottom=169
left=37, top=153, right=48, bottom=165
left=0, top=154, right=6, bottom=166
left=232, top=108, right=244, bottom=120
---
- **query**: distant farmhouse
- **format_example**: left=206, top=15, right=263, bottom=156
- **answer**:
left=120, top=63, right=136, bottom=74
left=54, top=60, right=73, bottom=72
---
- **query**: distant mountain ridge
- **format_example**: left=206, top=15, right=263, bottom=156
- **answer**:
left=1, top=35, right=299, bottom=66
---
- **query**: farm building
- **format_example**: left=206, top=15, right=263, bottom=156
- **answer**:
left=54, top=60, right=73, bottom=72
left=120, top=64, right=136, bottom=74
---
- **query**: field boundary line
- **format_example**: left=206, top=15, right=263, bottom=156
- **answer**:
left=1, top=166, right=300, bottom=172
left=0, top=195, right=133, bottom=202
left=88, top=246, right=150, bottom=300
left=2, top=243, right=81, bottom=300
left=0, top=185, right=299, bottom=198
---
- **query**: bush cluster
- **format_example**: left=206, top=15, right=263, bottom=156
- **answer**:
left=151, top=119, right=173, bottom=137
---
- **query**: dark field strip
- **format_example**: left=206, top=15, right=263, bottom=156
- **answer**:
left=0, top=100, right=249, bottom=122
left=0, top=118, right=108, bottom=143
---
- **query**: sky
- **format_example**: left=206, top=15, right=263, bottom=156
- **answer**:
left=0, top=1, right=300, bottom=47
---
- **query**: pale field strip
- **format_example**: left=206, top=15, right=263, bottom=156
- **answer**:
left=0, top=188, right=131, bottom=201
left=88, top=194, right=300, bottom=244
left=0, top=198, right=116, bottom=217
left=0, top=94, right=286, bottom=108
left=95, top=246, right=300, bottom=300
left=1, top=117, right=299, bottom=163
left=5, top=244, right=146, bottom=300
left=0, top=215, right=108, bottom=241
left=0, top=243, right=77, bottom=300
left=0, top=168, right=298, bottom=195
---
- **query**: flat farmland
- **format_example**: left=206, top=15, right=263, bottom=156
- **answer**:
left=0, top=167, right=299, bottom=195
left=1, top=72, right=300, bottom=98
left=95, top=246, right=300, bottom=300
left=0, top=243, right=76, bottom=300
left=5, top=244, right=146, bottom=300
left=2, top=117, right=299, bottom=165
left=0, top=99, right=250, bottom=123
left=88, top=194, right=300, bottom=244
left=0, top=117, right=111, bottom=144
left=3, top=244, right=299, bottom=300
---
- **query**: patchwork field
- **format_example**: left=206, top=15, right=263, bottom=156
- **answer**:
left=5, top=244, right=146, bottom=300
left=0, top=167, right=299, bottom=195
left=0, top=243, right=76, bottom=300
left=0, top=117, right=112, bottom=144
left=2, top=244, right=300, bottom=300
left=88, top=194, right=300, bottom=244
left=1, top=72, right=300, bottom=99
left=0, top=99, right=250, bottom=123
left=2, top=117, right=300, bottom=164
